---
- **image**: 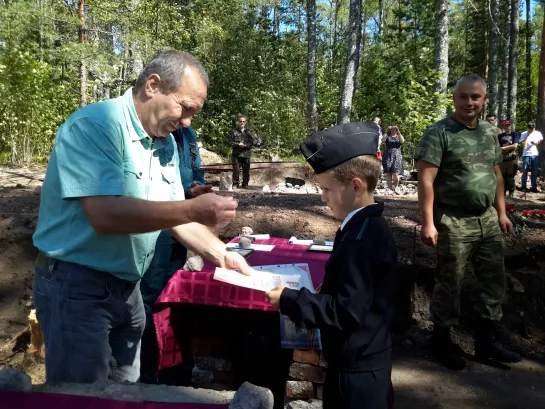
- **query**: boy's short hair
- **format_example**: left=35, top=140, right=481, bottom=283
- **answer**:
left=329, top=154, right=381, bottom=192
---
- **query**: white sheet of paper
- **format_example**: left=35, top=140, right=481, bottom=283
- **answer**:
left=308, top=244, right=333, bottom=252
left=288, top=236, right=334, bottom=246
left=240, top=234, right=270, bottom=240
left=226, top=243, right=275, bottom=252
left=213, top=263, right=315, bottom=292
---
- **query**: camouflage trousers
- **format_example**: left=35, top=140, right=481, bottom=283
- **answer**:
left=431, top=206, right=506, bottom=328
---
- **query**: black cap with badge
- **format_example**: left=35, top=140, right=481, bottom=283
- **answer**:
left=300, top=122, right=380, bottom=174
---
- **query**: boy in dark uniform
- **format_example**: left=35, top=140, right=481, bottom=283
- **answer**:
left=265, top=122, right=397, bottom=409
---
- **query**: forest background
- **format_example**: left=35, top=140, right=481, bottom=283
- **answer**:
left=0, top=0, right=543, bottom=165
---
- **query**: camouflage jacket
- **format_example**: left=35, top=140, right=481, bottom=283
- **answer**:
left=414, top=116, right=502, bottom=214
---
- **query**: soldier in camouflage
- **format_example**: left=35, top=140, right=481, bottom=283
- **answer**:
left=414, top=75, right=521, bottom=370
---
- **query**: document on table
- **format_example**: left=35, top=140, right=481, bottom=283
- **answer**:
left=288, top=236, right=334, bottom=246
left=226, top=242, right=275, bottom=252
left=239, top=234, right=271, bottom=240
left=213, top=263, right=315, bottom=292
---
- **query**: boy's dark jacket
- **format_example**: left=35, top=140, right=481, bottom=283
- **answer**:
left=279, top=202, right=397, bottom=370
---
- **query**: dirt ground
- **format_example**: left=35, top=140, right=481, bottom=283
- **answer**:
left=1, top=164, right=545, bottom=408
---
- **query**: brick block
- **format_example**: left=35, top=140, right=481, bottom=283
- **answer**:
left=213, top=370, right=235, bottom=385
left=316, top=385, right=323, bottom=400
left=193, top=338, right=215, bottom=357
left=289, top=363, right=326, bottom=384
left=293, top=349, right=319, bottom=365
left=318, top=352, right=328, bottom=368
left=285, top=381, right=314, bottom=400
left=191, top=366, right=214, bottom=386
left=193, top=337, right=231, bottom=358
left=194, top=356, right=232, bottom=372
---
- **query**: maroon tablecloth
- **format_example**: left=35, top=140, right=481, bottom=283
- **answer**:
left=153, top=237, right=329, bottom=371
left=0, top=391, right=228, bottom=409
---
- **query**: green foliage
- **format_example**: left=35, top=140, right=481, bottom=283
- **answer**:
left=0, top=49, right=75, bottom=163
left=0, top=0, right=540, bottom=165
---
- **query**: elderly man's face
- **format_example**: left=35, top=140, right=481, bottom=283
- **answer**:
left=147, top=67, right=207, bottom=137
left=238, top=117, right=247, bottom=129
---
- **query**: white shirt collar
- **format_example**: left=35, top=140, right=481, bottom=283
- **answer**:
left=340, top=207, right=366, bottom=231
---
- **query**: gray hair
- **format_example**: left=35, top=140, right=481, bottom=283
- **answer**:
left=134, top=51, right=209, bottom=94
left=455, top=74, right=487, bottom=93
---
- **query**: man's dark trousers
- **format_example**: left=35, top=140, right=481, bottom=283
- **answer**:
left=232, top=156, right=250, bottom=187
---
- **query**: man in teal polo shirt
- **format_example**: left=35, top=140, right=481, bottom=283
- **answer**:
left=32, top=51, right=250, bottom=384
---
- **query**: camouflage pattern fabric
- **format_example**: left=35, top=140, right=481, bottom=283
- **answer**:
left=414, top=117, right=502, bottom=214
left=431, top=206, right=505, bottom=328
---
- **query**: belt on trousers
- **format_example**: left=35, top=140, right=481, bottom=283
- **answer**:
left=435, top=203, right=488, bottom=217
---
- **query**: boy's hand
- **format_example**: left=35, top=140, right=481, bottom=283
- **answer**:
left=265, top=286, right=285, bottom=309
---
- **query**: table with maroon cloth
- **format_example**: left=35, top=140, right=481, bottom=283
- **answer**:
left=0, top=391, right=228, bottom=409
left=153, top=237, right=329, bottom=372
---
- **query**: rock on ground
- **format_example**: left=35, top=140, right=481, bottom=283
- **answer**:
left=198, top=145, right=224, bottom=165
left=241, top=227, right=254, bottom=235
left=285, top=399, right=322, bottom=409
left=229, top=382, right=274, bottom=409
left=184, top=256, right=204, bottom=272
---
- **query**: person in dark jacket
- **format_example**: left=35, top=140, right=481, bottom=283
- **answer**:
left=498, top=120, right=520, bottom=198
left=231, top=115, right=254, bottom=188
left=265, top=122, right=397, bottom=409
left=140, top=126, right=211, bottom=383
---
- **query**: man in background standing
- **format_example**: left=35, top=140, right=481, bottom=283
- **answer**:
left=231, top=115, right=254, bottom=189
left=497, top=120, right=520, bottom=198
left=520, top=122, right=543, bottom=193
left=486, top=113, right=502, bottom=136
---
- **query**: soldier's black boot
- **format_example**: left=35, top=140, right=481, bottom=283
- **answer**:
left=475, top=320, right=522, bottom=364
left=431, top=326, right=466, bottom=370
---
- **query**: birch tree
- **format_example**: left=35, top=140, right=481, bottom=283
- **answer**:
left=337, top=0, right=362, bottom=124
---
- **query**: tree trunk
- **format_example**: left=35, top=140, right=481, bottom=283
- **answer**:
left=536, top=6, right=545, bottom=131
left=507, top=0, right=519, bottom=128
left=307, top=0, right=318, bottom=133
left=337, top=0, right=362, bottom=125
left=499, top=1, right=511, bottom=121
left=273, top=0, right=279, bottom=38
left=379, top=0, right=384, bottom=34
left=487, top=0, right=500, bottom=116
left=332, top=0, right=341, bottom=66
left=78, top=0, right=87, bottom=107
left=433, top=0, right=449, bottom=114
left=398, top=0, right=402, bottom=40
left=526, top=0, right=532, bottom=119
left=360, top=5, right=368, bottom=72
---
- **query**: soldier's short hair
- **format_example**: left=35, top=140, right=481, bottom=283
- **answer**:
left=134, top=50, right=209, bottom=94
left=455, top=74, right=487, bottom=93
left=329, top=155, right=381, bottom=192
